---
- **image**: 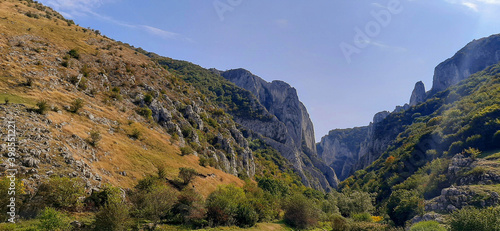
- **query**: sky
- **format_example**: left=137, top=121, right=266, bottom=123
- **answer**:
left=38, top=0, right=500, bottom=141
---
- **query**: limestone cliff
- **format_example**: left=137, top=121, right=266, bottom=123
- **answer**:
left=430, top=34, right=500, bottom=95
left=410, top=81, right=426, bottom=106
left=219, top=68, right=339, bottom=190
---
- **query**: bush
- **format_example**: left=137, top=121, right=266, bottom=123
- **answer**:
left=68, top=49, right=80, bottom=59
left=36, top=207, right=70, bottom=231
left=129, top=128, right=141, bottom=139
left=134, top=184, right=178, bottom=224
left=336, top=189, right=374, bottom=217
left=235, top=202, right=258, bottom=228
left=36, top=177, right=85, bottom=210
left=352, top=212, right=373, bottom=222
left=410, top=221, right=446, bottom=231
left=180, top=146, right=193, bottom=156
left=93, top=200, right=130, bottom=231
left=330, top=214, right=349, bottom=231
left=206, top=185, right=246, bottom=227
left=179, top=167, right=197, bottom=185
left=284, top=194, right=320, bottom=229
left=449, top=206, right=500, bottom=231
left=36, top=100, right=49, bottom=114
left=171, top=188, right=207, bottom=227
left=387, top=189, right=424, bottom=226
left=137, top=107, right=152, bottom=120
left=88, top=129, right=101, bottom=147
left=0, top=177, right=25, bottom=221
left=85, top=185, right=122, bottom=209
left=70, top=98, right=84, bottom=113
left=144, top=93, right=153, bottom=105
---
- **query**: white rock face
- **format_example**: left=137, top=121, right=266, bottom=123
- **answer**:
left=409, top=81, right=426, bottom=106
left=220, top=68, right=339, bottom=191
left=431, top=34, right=500, bottom=94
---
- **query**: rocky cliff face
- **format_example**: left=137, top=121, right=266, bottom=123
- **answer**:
left=410, top=81, right=426, bottom=106
left=319, top=34, right=500, bottom=183
left=431, top=34, right=500, bottom=95
left=317, top=111, right=395, bottom=180
left=219, top=68, right=339, bottom=190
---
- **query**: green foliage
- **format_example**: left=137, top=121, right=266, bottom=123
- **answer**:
left=179, top=167, right=197, bottom=185
left=410, top=221, right=446, bottom=231
left=35, top=100, right=49, bottom=114
left=36, top=177, right=85, bottom=209
left=235, top=201, right=259, bottom=228
left=70, top=98, right=84, bottom=113
left=180, top=146, right=194, bottom=156
left=68, top=48, right=80, bottom=59
left=352, top=212, right=373, bottom=222
left=205, top=185, right=253, bottom=227
left=93, top=199, right=130, bottom=231
left=133, top=184, right=178, bottom=224
left=387, top=189, right=424, bottom=226
left=171, top=188, right=207, bottom=228
left=335, top=188, right=374, bottom=217
left=137, top=106, right=152, bottom=120
left=86, top=185, right=122, bottom=209
left=449, top=206, right=500, bottom=231
left=144, top=93, right=153, bottom=105
left=36, top=207, right=70, bottom=231
left=284, top=193, right=320, bottom=229
left=129, top=128, right=141, bottom=139
left=88, top=129, right=101, bottom=147
left=257, top=177, right=289, bottom=197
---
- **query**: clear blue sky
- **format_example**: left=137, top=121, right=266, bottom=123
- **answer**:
left=39, top=0, right=500, bottom=141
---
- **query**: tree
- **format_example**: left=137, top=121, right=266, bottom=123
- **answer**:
left=179, top=167, right=197, bottom=185
left=387, top=189, right=424, bottom=226
left=206, top=185, right=246, bottom=227
left=37, top=207, right=70, bottom=231
left=284, top=193, right=320, bottom=229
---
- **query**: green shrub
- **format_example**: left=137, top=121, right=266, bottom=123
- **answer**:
left=133, top=184, right=178, bottom=224
left=330, top=214, right=349, bottom=231
left=36, top=207, right=70, bottom=231
left=70, top=98, right=84, bottom=113
left=387, top=189, right=424, bottom=226
left=284, top=194, right=320, bottom=229
left=235, top=202, right=258, bottom=228
left=36, top=177, right=85, bottom=209
left=336, top=189, right=374, bottom=217
left=348, top=222, right=387, bottom=231
left=68, top=49, right=80, bottom=59
left=0, top=177, right=25, bottom=221
left=179, top=167, right=197, bottom=185
left=85, top=185, right=122, bottom=209
left=129, top=128, right=141, bottom=139
left=36, top=100, right=49, bottom=114
left=88, top=129, right=101, bottom=147
left=180, top=146, right=194, bottom=156
left=206, top=185, right=246, bottom=227
left=93, top=199, right=130, bottom=231
left=137, top=107, right=152, bottom=120
left=144, top=93, right=153, bottom=105
left=171, top=188, right=207, bottom=227
left=449, top=207, right=500, bottom=231
left=352, top=212, right=373, bottom=222
left=410, top=221, right=446, bottom=231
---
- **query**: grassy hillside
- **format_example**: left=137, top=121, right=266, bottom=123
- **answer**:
left=341, top=62, right=500, bottom=226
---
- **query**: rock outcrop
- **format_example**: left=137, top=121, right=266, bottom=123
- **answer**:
left=409, top=81, right=426, bottom=106
left=219, top=68, right=339, bottom=191
left=430, top=34, right=500, bottom=95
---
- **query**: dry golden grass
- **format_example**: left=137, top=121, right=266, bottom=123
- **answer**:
left=0, top=0, right=243, bottom=197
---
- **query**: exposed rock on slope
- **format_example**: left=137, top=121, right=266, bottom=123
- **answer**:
left=430, top=33, right=500, bottom=95
left=219, top=68, right=339, bottom=190
left=410, top=81, right=426, bottom=106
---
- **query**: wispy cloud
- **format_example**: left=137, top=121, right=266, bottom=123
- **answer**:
left=462, top=2, right=479, bottom=11
left=445, top=0, right=500, bottom=12
left=359, top=40, right=407, bottom=52
left=39, top=0, right=191, bottom=42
